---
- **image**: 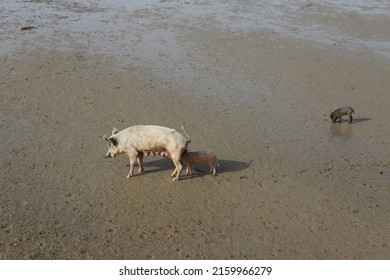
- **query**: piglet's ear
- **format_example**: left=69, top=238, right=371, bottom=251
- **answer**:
left=112, top=127, right=119, bottom=135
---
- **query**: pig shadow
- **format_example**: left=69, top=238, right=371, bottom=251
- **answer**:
left=127, top=157, right=173, bottom=175
left=139, top=158, right=252, bottom=178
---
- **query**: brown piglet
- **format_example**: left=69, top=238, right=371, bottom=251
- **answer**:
left=180, top=150, right=219, bottom=175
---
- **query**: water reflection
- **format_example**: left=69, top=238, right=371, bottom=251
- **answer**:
left=329, top=123, right=353, bottom=140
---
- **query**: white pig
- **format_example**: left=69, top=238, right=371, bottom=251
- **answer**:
left=103, top=125, right=190, bottom=181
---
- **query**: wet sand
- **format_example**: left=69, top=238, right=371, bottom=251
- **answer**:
left=0, top=0, right=389, bottom=259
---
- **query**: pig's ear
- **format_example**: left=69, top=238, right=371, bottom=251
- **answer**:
left=103, top=135, right=118, bottom=146
left=112, top=127, right=119, bottom=135
left=110, top=137, right=118, bottom=146
left=103, top=135, right=111, bottom=143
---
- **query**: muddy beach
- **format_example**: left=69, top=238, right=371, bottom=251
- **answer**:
left=0, top=0, right=389, bottom=259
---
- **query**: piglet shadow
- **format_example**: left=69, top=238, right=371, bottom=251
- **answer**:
left=216, top=159, right=252, bottom=174
left=332, top=117, right=370, bottom=124
left=181, top=159, right=253, bottom=179
left=352, top=117, right=370, bottom=123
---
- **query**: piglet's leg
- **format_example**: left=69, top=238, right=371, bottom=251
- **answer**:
left=211, top=165, right=216, bottom=175
left=188, top=165, right=193, bottom=175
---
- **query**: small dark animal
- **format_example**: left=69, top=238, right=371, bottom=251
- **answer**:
left=330, top=106, right=355, bottom=123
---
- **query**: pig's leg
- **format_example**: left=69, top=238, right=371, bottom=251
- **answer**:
left=172, top=160, right=185, bottom=177
left=126, top=152, right=138, bottom=178
left=171, top=166, right=178, bottom=178
left=348, top=113, right=353, bottom=123
left=171, top=155, right=183, bottom=181
left=137, top=153, right=144, bottom=173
